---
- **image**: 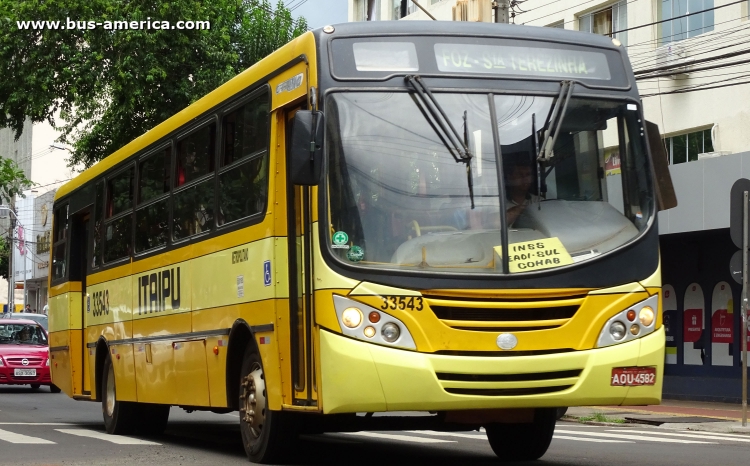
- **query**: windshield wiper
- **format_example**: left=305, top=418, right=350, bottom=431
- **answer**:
left=537, top=80, right=574, bottom=164
left=405, top=75, right=475, bottom=208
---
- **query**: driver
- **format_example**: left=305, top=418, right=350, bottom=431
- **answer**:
left=505, top=161, right=540, bottom=226
left=18, top=326, right=34, bottom=343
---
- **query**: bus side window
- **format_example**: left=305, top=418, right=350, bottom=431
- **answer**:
left=218, top=92, right=270, bottom=226
left=52, top=204, right=69, bottom=280
left=103, top=166, right=134, bottom=263
left=173, top=123, right=216, bottom=241
left=136, top=147, right=171, bottom=253
left=92, top=181, right=104, bottom=268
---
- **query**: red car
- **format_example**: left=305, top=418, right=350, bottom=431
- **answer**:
left=0, top=319, right=59, bottom=392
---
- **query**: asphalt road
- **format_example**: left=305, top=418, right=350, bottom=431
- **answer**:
left=1, top=384, right=749, bottom=465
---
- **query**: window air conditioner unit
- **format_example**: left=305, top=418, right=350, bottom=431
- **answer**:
left=655, top=42, right=690, bottom=77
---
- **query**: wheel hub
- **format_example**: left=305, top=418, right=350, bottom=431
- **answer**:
left=240, top=364, right=266, bottom=438
left=105, top=365, right=115, bottom=417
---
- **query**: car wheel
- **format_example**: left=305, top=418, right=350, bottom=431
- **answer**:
left=30, top=384, right=40, bottom=390
left=239, top=345, right=298, bottom=463
left=49, top=384, right=62, bottom=394
left=102, top=353, right=137, bottom=434
left=485, top=408, right=557, bottom=462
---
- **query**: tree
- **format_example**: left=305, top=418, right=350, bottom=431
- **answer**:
left=0, top=158, right=33, bottom=204
left=0, top=236, right=8, bottom=281
left=0, top=0, right=308, bottom=168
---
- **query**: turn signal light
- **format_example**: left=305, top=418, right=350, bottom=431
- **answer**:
left=213, top=346, right=219, bottom=355
left=368, top=311, right=381, bottom=323
left=626, top=310, right=636, bottom=321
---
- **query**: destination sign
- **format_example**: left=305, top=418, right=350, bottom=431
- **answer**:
left=434, top=43, right=612, bottom=81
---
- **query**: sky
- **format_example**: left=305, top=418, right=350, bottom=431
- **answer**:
left=285, top=0, right=349, bottom=30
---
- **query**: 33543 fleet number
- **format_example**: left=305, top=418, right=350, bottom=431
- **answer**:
left=380, top=296, right=423, bottom=311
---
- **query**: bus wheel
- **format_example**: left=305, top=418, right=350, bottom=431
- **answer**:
left=49, top=384, right=61, bottom=393
left=136, top=404, right=170, bottom=435
left=485, top=408, right=556, bottom=462
left=239, top=347, right=294, bottom=463
left=102, top=353, right=136, bottom=435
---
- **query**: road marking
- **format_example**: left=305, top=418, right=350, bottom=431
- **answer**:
left=610, top=429, right=750, bottom=443
left=0, top=422, right=73, bottom=426
left=678, top=430, right=750, bottom=439
left=406, top=430, right=486, bottom=439
left=555, top=429, right=716, bottom=444
left=341, top=432, right=455, bottom=444
left=0, top=428, right=55, bottom=444
left=554, top=434, right=633, bottom=443
left=56, top=429, right=160, bottom=445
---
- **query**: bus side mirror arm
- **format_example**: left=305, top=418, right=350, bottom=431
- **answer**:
left=290, top=110, right=324, bottom=186
left=645, top=120, right=678, bottom=211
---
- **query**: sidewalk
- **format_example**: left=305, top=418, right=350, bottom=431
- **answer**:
left=565, top=400, right=750, bottom=434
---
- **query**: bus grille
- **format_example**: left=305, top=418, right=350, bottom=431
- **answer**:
left=436, top=369, right=581, bottom=397
left=423, top=291, right=586, bottom=332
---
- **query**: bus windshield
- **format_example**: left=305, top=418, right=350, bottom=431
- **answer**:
left=326, top=91, right=653, bottom=274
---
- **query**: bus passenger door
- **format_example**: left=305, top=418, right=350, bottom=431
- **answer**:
left=69, top=211, right=90, bottom=394
left=285, top=108, right=318, bottom=407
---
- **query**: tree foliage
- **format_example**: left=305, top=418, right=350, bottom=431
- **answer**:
left=0, top=158, right=33, bottom=204
left=0, top=0, right=308, bottom=168
left=0, top=236, right=8, bottom=281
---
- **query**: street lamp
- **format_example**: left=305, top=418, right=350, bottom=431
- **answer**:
left=0, top=205, right=22, bottom=314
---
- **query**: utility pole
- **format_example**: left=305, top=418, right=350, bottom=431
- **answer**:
left=494, top=0, right=510, bottom=23
left=6, top=203, right=14, bottom=314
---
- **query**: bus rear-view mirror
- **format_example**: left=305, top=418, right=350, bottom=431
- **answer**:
left=290, top=110, right=324, bottom=186
left=645, top=120, right=677, bottom=211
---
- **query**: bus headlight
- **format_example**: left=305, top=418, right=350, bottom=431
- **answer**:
left=342, top=308, right=363, bottom=328
left=333, top=295, right=416, bottom=350
left=381, top=323, right=400, bottom=342
left=609, top=321, right=626, bottom=340
left=597, top=294, right=659, bottom=348
left=639, top=306, right=655, bottom=327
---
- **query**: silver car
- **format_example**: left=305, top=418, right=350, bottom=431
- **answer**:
left=1, top=313, right=48, bottom=331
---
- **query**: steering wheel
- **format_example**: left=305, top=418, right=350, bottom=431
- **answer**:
left=408, top=220, right=421, bottom=239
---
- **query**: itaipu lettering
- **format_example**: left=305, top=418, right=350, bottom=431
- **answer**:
left=138, top=267, right=181, bottom=315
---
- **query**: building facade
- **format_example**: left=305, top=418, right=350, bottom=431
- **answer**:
left=348, top=0, right=750, bottom=402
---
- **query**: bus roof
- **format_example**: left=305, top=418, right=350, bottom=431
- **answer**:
left=320, top=20, right=621, bottom=52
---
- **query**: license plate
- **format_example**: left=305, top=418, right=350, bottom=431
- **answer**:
left=611, top=367, right=656, bottom=386
left=13, top=369, right=36, bottom=377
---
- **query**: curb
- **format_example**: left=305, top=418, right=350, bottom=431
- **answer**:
left=560, top=415, right=628, bottom=427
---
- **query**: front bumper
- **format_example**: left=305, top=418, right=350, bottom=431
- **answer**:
left=320, top=326, right=664, bottom=414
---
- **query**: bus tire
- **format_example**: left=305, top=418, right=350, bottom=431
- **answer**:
left=136, top=404, right=170, bottom=435
left=102, top=353, right=136, bottom=435
left=485, top=408, right=556, bottom=462
left=49, top=384, right=62, bottom=393
left=239, top=346, right=296, bottom=463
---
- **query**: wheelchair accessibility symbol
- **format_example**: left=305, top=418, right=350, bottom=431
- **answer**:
left=263, top=260, right=272, bottom=287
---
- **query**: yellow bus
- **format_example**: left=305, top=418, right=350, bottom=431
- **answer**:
left=49, top=21, right=674, bottom=463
